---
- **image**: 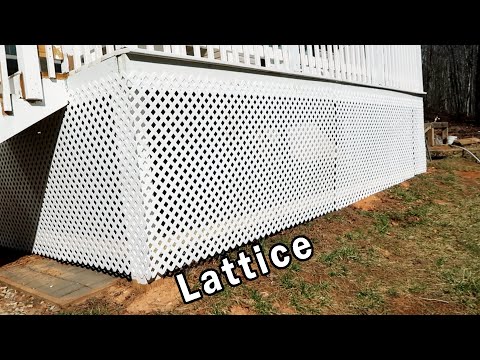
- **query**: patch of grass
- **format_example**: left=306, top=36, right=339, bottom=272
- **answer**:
left=210, top=303, right=227, bottom=315
left=435, top=173, right=457, bottom=185
left=454, top=271, right=480, bottom=298
left=272, top=236, right=291, bottom=247
left=406, top=204, right=431, bottom=220
left=298, top=280, right=329, bottom=299
left=59, top=299, right=115, bottom=315
left=390, top=186, right=419, bottom=202
left=249, top=289, right=275, bottom=315
left=357, top=210, right=375, bottom=218
left=355, top=288, right=384, bottom=312
left=462, top=241, right=480, bottom=256
left=328, top=265, right=349, bottom=277
left=344, top=230, right=364, bottom=241
left=374, top=213, right=390, bottom=234
left=320, top=246, right=361, bottom=266
left=299, top=281, right=317, bottom=300
left=323, top=213, right=346, bottom=222
left=408, top=282, right=427, bottom=294
left=435, top=257, right=446, bottom=267
left=386, top=210, right=406, bottom=222
left=291, top=262, right=301, bottom=272
left=443, top=268, right=480, bottom=298
left=386, top=287, right=399, bottom=298
left=290, top=294, right=324, bottom=314
left=280, top=271, right=296, bottom=289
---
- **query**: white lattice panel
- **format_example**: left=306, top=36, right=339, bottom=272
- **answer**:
left=0, top=57, right=426, bottom=282
left=10, top=59, right=148, bottom=280
left=335, top=90, right=420, bottom=209
left=124, top=61, right=426, bottom=279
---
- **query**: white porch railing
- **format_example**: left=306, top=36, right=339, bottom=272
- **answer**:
left=0, top=45, right=424, bottom=115
left=68, top=45, right=424, bottom=93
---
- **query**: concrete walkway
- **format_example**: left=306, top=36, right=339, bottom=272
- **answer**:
left=0, top=256, right=117, bottom=306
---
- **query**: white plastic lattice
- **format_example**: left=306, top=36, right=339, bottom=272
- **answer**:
left=32, top=60, right=148, bottom=280
left=0, top=59, right=426, bottom=282
left=126, top=65, right=425, bottom=279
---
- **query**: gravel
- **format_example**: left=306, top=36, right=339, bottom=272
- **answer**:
left=0, top=285, right=58, bottom=315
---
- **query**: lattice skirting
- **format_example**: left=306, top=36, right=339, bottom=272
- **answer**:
left=0, top=58, right=426, bottom=282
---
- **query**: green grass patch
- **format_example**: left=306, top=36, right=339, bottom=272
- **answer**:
left=249, top=288, right=275, bottom=315
left=374, top=213, right=390, bottom=234
left=320, top=246, right=361, bottom=266
left=355, top=287, right=384, bottom=312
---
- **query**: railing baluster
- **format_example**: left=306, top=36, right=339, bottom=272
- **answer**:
left=320, top=45, right=328, bottom=77
left=300, top=45, right=308, bottom=73
left=83, top=45, right=91, bottom=65
left=281, top=45, right=289, bottom=71
left=327, top=45, right=335, bottom=78
left=263, top=45, right=271, bottom=68
left=333, top=45, right=341, bottom=80
left=313, top=45, right=321, bottom=76
left=307, top=45, right=314, bottom=74
left=272, top=45, right=280, bottom=69
left=232, top=45, right=240, bottom=64
left=360, top=45, right=367, bottom=84
left=73, top=46, right=81, bottom=69
left=219, top=45, right=227, bottom=62
left=254, top=45, right=261, bottom=67
left=338, top=45, right=346, bottom=81
left=95, top=45, right=103, bottom=60
left=0, top=45, right=12, bottom=112
left=328, top=45, right=333, bottom=77
left=205, top=45, right=214, bottom=60
left=45, top=45, right=56, bottom=78
left=243, top=45, right=250, bottom=66
left=193, top=45, right=201, bottom=58
left=408, top=45, right=415, bottom=91
left=61, top=45, right=70, bottom=73
left=345, top=45, right=352, bottom=81
left=416, top=45, right=423, bottom=92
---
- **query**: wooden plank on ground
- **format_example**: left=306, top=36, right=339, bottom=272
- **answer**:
left=454, top=137, right=480, bottom=146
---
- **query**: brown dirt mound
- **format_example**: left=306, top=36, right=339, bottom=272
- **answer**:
left=125, top=277, right=182, bottom=314
left=351, top=194, right=382, bottom=211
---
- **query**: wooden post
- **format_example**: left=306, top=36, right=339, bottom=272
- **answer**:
left=16, top=45, right=43, bottom=100
left=427, top=128, right=435, bottom=147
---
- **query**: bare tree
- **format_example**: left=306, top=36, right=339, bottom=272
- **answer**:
left=422, top=45, right=479, bottom=122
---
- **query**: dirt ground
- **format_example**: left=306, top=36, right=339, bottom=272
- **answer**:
left=1, top=157, right=479, bottom=315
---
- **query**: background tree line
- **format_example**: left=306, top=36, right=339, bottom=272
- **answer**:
left=422, top=45, right=479, bottom=122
